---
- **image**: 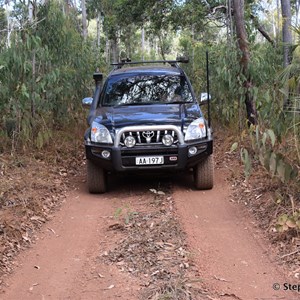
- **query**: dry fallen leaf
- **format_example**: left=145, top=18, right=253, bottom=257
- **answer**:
left=29, top=283, right=39, bottom=291
left=22, top=234, right=31, bottom=242
left=213, top=275, right=230, bottom=282
left=157, top=191, right=165, bottom=195
left=47, top=227, right=56, bottom=234
left=30, top=216, right=46, bottom=223
left=219, top=293, right=242, bottom=300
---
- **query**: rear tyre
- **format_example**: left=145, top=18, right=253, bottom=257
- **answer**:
left=87, top=160, right=107, bottom=193
left=193, top=155, right=214, bottom=190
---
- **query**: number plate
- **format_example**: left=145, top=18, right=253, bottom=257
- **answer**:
left=136, top=156, right=164, bottom=165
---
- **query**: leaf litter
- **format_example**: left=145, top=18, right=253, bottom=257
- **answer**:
left=101, top=184, right=210, bottom=300
left=0, top=139, right=84, bottom=284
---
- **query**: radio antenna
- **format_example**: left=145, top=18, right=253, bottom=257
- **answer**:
left=206, top=51, right=211, bottom=128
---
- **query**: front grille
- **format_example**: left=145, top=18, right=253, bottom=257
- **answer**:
left=120, top=130, right=178, bottom=146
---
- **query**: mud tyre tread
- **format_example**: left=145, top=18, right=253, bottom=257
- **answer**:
left=194, top=155, right=214, bottom=190
left=87, top=160, right=107, bottom=193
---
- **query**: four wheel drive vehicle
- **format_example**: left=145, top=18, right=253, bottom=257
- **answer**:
left=82, top=57, right=214, bottom=193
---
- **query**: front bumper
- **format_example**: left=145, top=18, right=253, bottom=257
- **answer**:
left=85, top=139, right=213, bottom=172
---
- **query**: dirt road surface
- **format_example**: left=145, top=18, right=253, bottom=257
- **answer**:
left=1, top=168, right=298, bottom=300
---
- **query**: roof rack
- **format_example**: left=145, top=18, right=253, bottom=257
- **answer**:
left=111, top=57, right=189, bottom=69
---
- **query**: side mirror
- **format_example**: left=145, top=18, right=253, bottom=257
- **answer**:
left=82, top=97, right=93, bottom=108
left=200, top=92, right=211, bottom=103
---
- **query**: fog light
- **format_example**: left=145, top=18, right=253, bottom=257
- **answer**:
left=162, top=134, right=174, bottom=146
left=124, top=136, right=136, bottom=148
left=102, top=150, right=111, bottom=159
left=188, top=146, right=197, bottom=156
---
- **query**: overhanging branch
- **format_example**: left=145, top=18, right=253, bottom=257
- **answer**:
left=250, top=14, right=275, bottom=47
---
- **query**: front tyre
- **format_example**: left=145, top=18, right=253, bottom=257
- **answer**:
left=87, top=160, right=107, bottom=193
left=193, top=155, right=214, bottom=190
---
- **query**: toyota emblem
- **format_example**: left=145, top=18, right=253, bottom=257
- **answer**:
left=142, top=131, right=155, bottom=143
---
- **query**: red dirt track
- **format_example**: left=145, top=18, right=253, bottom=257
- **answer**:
left=1, top=169, right=297, bottom=300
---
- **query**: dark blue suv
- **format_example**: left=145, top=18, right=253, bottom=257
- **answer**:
left=82, top=58, right=213, bottom=193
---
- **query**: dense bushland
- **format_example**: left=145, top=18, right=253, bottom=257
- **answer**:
left=0, top=2, right=99, bottom=151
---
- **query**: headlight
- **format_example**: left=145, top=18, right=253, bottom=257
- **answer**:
left=184, top=118, right=207, bottom=141
left=91, top=122, right=113, bottom=144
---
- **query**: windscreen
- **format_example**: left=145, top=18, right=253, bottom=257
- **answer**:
left=102, top=74, right=193, bottom=106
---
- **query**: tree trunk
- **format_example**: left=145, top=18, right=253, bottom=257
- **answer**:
left=281, top=0, right=292, bottom=67
left=281, top=0, right=292, bottom=108
left=81, top=0, right=88, bottom=41
left=111, top=36, right=119, bottom=63
left=141, top=26, right=145, bottom=60
left=158, top=34, right=166, bottom=60
left=28, top=1, right=34, bottom=22
left=232, top=0, right=257, bottom=126
left=227, top=0, right=234, bottom=44
left=97, top=10, right=101, bottom=50
left=96, top=9, right=101, bottom=63
left=106, top=35, right=110, bottom=63
left=5, top=0, right=11, bottom=48
left=191, top=24, right=195, bottom=72
left=125, top=27, right=132, bottom=58
left=28, top=1, right=36, bottom=124
left=276, top=0, right=280, bottom=44
left=296, top=0, right=299, bottom=27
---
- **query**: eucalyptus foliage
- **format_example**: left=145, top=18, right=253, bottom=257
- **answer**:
left=0, top=1, right=97, bottom=150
